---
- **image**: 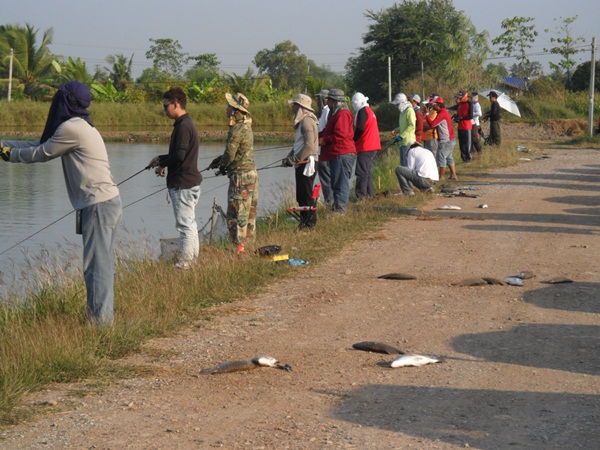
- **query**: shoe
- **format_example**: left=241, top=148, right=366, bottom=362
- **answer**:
left=425, top=187, right=435, bottom=194
left=175, top=261, right=191, bottom=270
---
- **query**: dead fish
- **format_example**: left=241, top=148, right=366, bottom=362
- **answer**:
left=544, top=277, right=574, bottom=284
left=456, top=191, right=479, bottom=198
left=353, top=341, right=405, bottom=355
left=378, top=273, right=417, bottom=280
left=436, top=205, right=461, bottom=210
left=478, top=204, right=489, bottom=209
left=517, top=270, right=535, bottom=280
left=201, top=360, right=257, bottom=375
left=503, top=277, right=524, bottom=286
left=453, top=278, right=488, bottom=287
left=390, top=354, right=441, bottom=368
left=482, top=277, right=507, bottom=286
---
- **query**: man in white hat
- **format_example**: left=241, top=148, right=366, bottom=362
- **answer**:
left=283, top=93, right=319, bottom=228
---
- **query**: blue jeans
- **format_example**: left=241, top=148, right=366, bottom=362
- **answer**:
left=328, top=153, right=356, bottom=213
left=317, top=160, right=333, bottom=206
left=81, top=195, right=122, bottom=326
left=169, top=186, right=200, bottom=263
left=395, top=166, right=435, bottom=193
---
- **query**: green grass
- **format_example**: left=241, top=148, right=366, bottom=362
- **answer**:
left=0, top=138, right=547, bottom=425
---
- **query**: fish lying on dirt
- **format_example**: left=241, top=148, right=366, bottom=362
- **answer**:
left=390, top=354, right=441, bottom=368
left=352, top=341, right=405, bottom=355
left=377, top=273, right=417, bottom=280
left=201, top=355, right=292, bottom=374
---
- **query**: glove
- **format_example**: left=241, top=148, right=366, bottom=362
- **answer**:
left=208, top=156, right=222, bottom=169
left=218, top=165, right=227, bottom=176
left=0, top=147, right=11, bottom=162
left=282, top=157, right=294, bottom=167
left=394, top=136, right=402, bottom=142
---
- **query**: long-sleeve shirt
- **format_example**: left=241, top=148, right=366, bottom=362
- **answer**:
left=158, top=113, right=201, bottom=189
left=397, top=107, right=416, bottom=146
left=353, top=106, right=381, bottom=152
left=287, top=114, right=319, bottom=162
left=425, top=108, right=455, bottom=142
left=4, top=117, right=119, bottom=210
left=319, top=109, right=356, bottom=162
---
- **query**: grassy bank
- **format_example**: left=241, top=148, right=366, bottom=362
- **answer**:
left=0, top=139, right=546, bottom=424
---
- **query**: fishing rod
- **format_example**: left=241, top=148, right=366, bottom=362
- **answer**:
left=0, top=165, right=154, bottom=257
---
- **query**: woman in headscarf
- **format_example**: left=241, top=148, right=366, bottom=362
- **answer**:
left=209, top=93, right=258, bottom=255
left=318, top=89, right=356, bottom=214
left=391, top=93, right=416, bottom=167
left=0, top=81, right=122, bottom=326
left=283, top=93, right=319, bottom=229
left=351, top=92, right=381, bottom=201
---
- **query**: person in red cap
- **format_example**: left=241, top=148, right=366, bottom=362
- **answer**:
left=424, top=97, right=458, bottom=181
left=455, top=90, right=473, bottom=163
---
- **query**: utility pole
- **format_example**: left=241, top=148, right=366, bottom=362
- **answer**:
left=8, top=48, right=13, bottom=102
left=588, top=37, right=596, bottom=136
left=388, top=56, right=392, bottom=103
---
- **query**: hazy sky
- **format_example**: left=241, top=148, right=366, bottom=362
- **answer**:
left=2, top=0, right=598, bottom=77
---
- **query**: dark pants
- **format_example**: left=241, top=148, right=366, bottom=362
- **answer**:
left=295, top=162, right=318, bottom=228
left=355, top=150, right=377, bottom=200
left=458, top=129, right=472, bottom=162
left=471, top=127, right=482, bottom=154
left=489, top=121, right=501, bottom=146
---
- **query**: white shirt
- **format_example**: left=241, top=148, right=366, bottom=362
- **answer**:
left=407, top=145, right=439, bottom=181
left=472, top=101, right=482, bottom=127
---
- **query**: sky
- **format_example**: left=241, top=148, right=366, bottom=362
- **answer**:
left=2, top=0, right=599, bottom=78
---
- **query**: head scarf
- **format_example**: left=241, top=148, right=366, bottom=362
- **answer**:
left=392, top=93, right=411, bottom=113
left=40, top=81, right=94, bottom=143
left=351, top=93, right=369, bottom=125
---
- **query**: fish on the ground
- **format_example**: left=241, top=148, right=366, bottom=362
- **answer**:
left=390, top=354, right=441, bottom=368
left=544, top=277, right=574, bottom=284
left=503, top=276, right=524, bottom=286
left=482, top=277, right=507, bottom=286
left=201, top=354, right=292, bottom=374
left=353, top=341, right=405, bottom=355
left=452, top=278, right=489, bottom=287
left=378, top=273, right=417, bottom=280
left=436, top=205, right=461, bottom=210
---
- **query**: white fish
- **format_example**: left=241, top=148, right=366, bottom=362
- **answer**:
left=436, top=205, right=461, bottom=210
left=478, top=204, right=488, bottom=209
left=390, top=354, right=440, bottom=368
left=252, top=355, right=279, bottom=367
left=503, top=276, right=524, bottom=286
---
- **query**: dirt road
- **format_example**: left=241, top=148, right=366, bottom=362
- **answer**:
left=2, top=147, right=599, bottom=449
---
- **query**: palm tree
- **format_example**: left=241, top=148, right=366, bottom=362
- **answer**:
left=105, top=53, right=134, bottom=91
left=0, top=23, right=56, bottom=99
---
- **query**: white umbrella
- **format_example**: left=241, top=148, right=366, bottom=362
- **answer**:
left=479, top=89, right=521, bottom=117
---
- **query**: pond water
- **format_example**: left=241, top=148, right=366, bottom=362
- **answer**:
left=0, top=141, right=296, bottom=287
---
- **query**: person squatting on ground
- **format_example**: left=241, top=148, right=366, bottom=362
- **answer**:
left=351, top=92, right=381, bottom=201
left=318, top=89, right=356, bottom=214
left=425, top=96, right=458, bottom=181
left=421, top=97, right=439, bottom=154
left=1, top=81, right=122, bottom=326
left=409, top=94, right=424, bottom=144
left=148, top=87, right=201, bottom=271
left=470, top=92, right=482, bottom=155
left=283, top=93, right=319, bottom=229
left=455, top=90, right=473, bottom=163
left=395, top=142, right=440, bottom=196
left=210, top=93, right=258, bottom=255
left=484, top=91, right=502, bottom=146
left=315, top=89, right=333, bottom=206
left=391, top=93, right=416, bottom=167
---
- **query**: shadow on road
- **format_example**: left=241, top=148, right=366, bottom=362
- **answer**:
left=325, top=384, right=598, bottom=448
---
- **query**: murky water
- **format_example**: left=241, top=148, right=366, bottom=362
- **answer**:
left=0, top=141, right=295, bottom=283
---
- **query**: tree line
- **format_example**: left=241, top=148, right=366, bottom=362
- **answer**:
left=0, top=0, right=596, bottom=105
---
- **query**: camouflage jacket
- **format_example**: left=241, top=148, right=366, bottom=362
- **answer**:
left=221, top=119, right=256, bottom=174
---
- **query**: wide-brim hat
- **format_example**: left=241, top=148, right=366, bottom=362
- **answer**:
left=225, top=92, right=250, bottom=114
left=316, top=89, right=329, bottom=97
left=326, top=88, right=346, bottom=102
left=288, top=93, right=314, bottom=112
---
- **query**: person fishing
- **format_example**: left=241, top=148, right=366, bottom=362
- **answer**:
left=148, top=87, right=202, bottom=271
left=282, top=93, right=319, bottom=229
left=0, top=81, right=122, bottom=327
left=208, top=93, right=258, bottom=256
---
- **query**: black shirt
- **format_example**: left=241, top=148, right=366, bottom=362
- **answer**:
left=159, top=114, right=202, bottom=189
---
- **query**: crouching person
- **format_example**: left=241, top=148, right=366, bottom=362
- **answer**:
left=395, top=142, right=439, bottom=196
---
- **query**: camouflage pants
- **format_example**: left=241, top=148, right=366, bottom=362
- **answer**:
left=226, top=169, right=259, bottom=246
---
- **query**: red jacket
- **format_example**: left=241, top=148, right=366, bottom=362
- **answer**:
left=319, top=109, right=357, bottom=161
left=457, top=100, right=473, bottom=131
left=415, top=110, right=424, bottom=143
